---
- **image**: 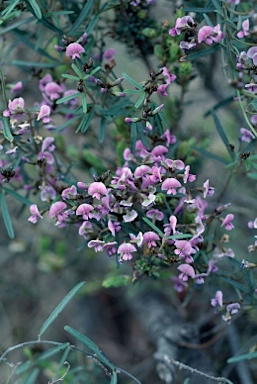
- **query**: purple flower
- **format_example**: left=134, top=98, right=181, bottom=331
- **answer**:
left=146, top=209, right=164, bottom=221
left=177, top=264, right=195, bottom=281
left=103, top=241, right=117, bottom=256
left=171, top=276, right=188, bottom=292
left=180, top=41, right=197, bottom=50
left=164, top=215, right=177, bottom=236
left=247, top=46, right=257, bottom=65
left=143, top=231, right=160, bottom=248
left=88, top=182, right=108, bottom=200
left=161, top=178, right=182, bottom=195
left=66, top=43, right=85, bottom=60
left=237, top=19, right=249, bottom=39
left=28, top=204, right=43, bottom=224
left=239, top=128, right=255, bottom=142
left=161, top=130, right=176, bottom=146
left=37, top=105, right=51, bottom=123
left=211, top=290, right=223, bottom=307
left=78, top=221, right=92, bottom=238
left=108, top=219, right=121, bottom=236
left=117, top=243, right=137, bottom=261
left=103, top=48, right=116, bottom=61
left=203, top=179, right=214, bottom=198
left=62, top=185, right=77, bottom=199
left=129, top=232, right=143, bottom=247
left=169, top=16, right=195, bottom=37
left=198, top=24, right=224, bottom=45
left=183, top=165, right=196, bottom=183
left=39, top=74, right=53, bottom=92
left=221, top=214, right=234, bottom=230
left=44, top=82, right=63, bottom=100
left=11, top=81, right=23, bottom=93
left=49, top=201, right=67, bottom=219
left=76, top=203, right=94, bottom=220
left=88, top=239, right=105, bottom=252
left=227, top=303, right=240, bottom=314
left=174, top=240, right=194, bottom=262
left=39, top=185, right=56, bottom=201
left=3, top=97, right=25, bottom=117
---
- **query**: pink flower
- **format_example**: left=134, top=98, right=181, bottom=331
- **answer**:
left=221, top=214, right=234, bottom=230
left=237, top=19, right=249, bottom=39
left=183, top=165, right=196, bottom=183
left=198, top=24, right=224, bottom=45
left=108, top=219, right=121, bottom=236
left=177, top=264, right=195, bottom=281
left=49, top=201, right=67, bottom=219
left=161, top=130, right=176, bottom=146
left=76, top=203, right=94, bottom=220
left=164, top=215, right=177, bottom=236
left=66, top=43, right=84, bottom=59
left=146, top=209, right=164, bottom=221
left=169, top=16, right=195, bottom=37
left=171, top=276, right=188, bottom=292
left=62, top=185, right=77, bottom=199
left=37, top=105, right=51, bottom=123
left=211, top=290, right=223, bottom=307
left=88, top=239, right=105, bottom=252
left=28, top=204, right=43, bottom=224
left=239, top=128, right=255, bottom=142
left=203, top=179, right=214, bottom=198
left=143, top=231, right=160, bottom=248
left=3, top=97, right=25, bottom=117
left=161, top=178, right=181, bottom=195
left=88, top=182, right=108, bottom=200
left=123, top=209, right=138, bottom=223
left=44, top=82, right=63, bottom=100
left=117, top=243, right=137, bottom=261
left=11, top=81, right=23, bottom=93
left=174, top=240, right=194, bottom=263
left=103, top=48, right=116, bottom=61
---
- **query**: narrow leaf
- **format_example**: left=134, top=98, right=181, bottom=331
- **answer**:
left=192, top=146, right=229, bottom=164
left=187, top=45, right=220, bottom=61
left=1, top=117, right=13, bottom=142
left=122, top=73, right=144, bottom=91
left=38, top=281, right=85, bottom=338
left=99, top=117, right=106, bottom=143
left=134, top=92, right=146, bottom=110
left=0, top=17, right=34, bottom=36
left=71, top=63, right=83, bottom=78
left=211, top=110, right=235, bottom=160
left=143, top=217, right=164, bottom=237
left=3, top=187, right=33, bottom=206
left=62, top=73, right=80, bottom=80
left=80, top=106, right=95, bottom=133
left=56, top=92, right=81, bottom=104
left=82, top=94, right=87, bottom=113
left=69, top=0, right=94, bottom=34
left=2, top=0, right=20, bottom=17
left=11, top=60, right=60, bottom=68
left=221, top=277, right=249, bottom=293
left=26, top=0, right=42, bottom=19
left=64, top=326, right=114, bottom=369
left=86, top=14, right=99, bottom=34
left=38, top=343, right=70, bottom=362
left=0, top=189, right=14, bottom=239
left=167, top=234, right=192, bottom=240
left=24, top=368, right=39, bottom=384
left=228, top=351, right=257, bottom=363
left=84, top=66, right=101, bottom=79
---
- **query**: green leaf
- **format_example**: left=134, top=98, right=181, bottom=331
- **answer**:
left=102, top=275, right=131, bottom=288
left=211, top=110, right=235, bottom=160
left=71, top=63, right=83, bottom=78
left=56, top=92, right=81, bottom=105
left=99, top=117, right=106, bottom=143
left=62, top=73, right=80, bottom=80
left=69, top=0, right=94, bottom=35
left=220, top=277, right=249, bottom=293
left=26, top=0, right=42, bottom=19
left=55, top=114, right=82, bottom=132
left=192, top=146, right=229, bottom=164
left=23, top=368, right=39, bottom=384
left=82, top=94, right=87, bottom=113
left=64, top=326, right=114, bottom=369
left=247, top=172, right=257, bottom=180
left=1, top=0, right=20, bottom=17
left=228, top=351, right=257, bottom=363
left=167, top=234, right=192, bottom=240
left=250, top=99, right=257, bottom=111
left=86, top=14, right=99, bottom=34
left=84, top=66, right=101, bottom=79
left=11, top=60, right=60, bottom=68
left=134, top=92, right=146, bottom=110
left=0, top=189, right=14, bottom=239
left=0, top=17, right=34, bottom=36
left=38, top=282, right=85, bottom=339
left=38, top=343, right=70, bottom=362
left=3, top=187, right=33, bottom=206
left=186, top=45, right=220, bottom=61
left=142, top=217, right=164, bottom=237
left=80, top=106, right=95, bottom=133
left=122, top=73, right=144, bottom=91
left=1, top=117, right=13, bottom=142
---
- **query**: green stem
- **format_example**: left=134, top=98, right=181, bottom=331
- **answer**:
left=237, top=90, right=257, bottom=137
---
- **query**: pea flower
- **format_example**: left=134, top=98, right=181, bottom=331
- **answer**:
left=198, top=24, right=224, bottom=45
left=88, top=182, right=108, bottom=200
left=237, top=19, right=249, bottom=39
left=161, top=178, right=181, bottom=195
left=28, top=204, right=43, bottom=224
left=37, top=105, right=51, bottom=123
left=76, top=203, right=94, bottom=220
left=88, top=239, right=105, bottom=252
left=221, top=214, right=234, bottom=230
left=239, top=128, right=255, bottom=142
left=177, top=264, right=195, bottom=281
left=211, top=290, right=223, bottom=307
left=169, top=16, right=195, bottom=37
left=117, top=243, right=137, bottom=261
left=66, top=43, right=85, bottom=59
left=143, top=231, right=160, bottom=248
left=103, top=48, right=116, bottom=61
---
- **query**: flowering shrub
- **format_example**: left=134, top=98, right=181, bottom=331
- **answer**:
left=1, top=0, right=257, bottom=382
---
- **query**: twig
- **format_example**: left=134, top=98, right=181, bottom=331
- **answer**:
left=164, top=355, right=234, bottom=384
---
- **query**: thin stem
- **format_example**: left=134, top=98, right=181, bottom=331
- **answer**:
left=164, top=355, right=234, bottom=384
left=237, top=90, right=257, bottom=137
